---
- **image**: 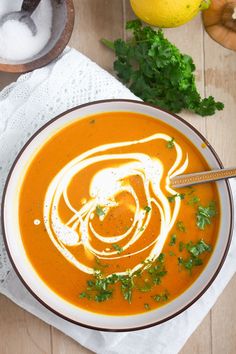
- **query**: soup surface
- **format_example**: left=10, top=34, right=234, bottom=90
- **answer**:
left=19, top=112, right=219, bottom=315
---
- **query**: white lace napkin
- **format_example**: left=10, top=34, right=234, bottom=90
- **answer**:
left=0, top=48, right=235, bottom=354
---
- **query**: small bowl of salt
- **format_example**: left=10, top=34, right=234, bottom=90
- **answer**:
left=0, top=0, right=74, bottom=73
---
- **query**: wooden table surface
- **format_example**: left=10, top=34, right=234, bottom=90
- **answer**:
left=0, top=1, right=236, bottom=353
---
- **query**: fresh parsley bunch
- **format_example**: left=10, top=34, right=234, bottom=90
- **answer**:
left=102, top=20, right=224, bottom=117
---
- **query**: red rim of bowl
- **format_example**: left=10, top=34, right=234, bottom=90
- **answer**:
left=1, top=99, right=234, bottom=332
left=0, top=0, right=75, bottom=73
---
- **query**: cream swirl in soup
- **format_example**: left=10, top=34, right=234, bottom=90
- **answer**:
left=44, top=133, right=188, bottom=276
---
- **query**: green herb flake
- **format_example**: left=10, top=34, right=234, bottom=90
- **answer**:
left=112, top=244, right=124, bottom=254
left=148, top=257, right=167, bottom=285
left=169, top=234, right=177, bottom=246
left=101, top=20, right=224, bottom=117
left=166, top=138, right=175, bottom=149
left=169, top=250, right=176, bottom=256
left=119, top=274, right=134, bottom=303
left=79, top=292, right=91, bottom=300
left=187, top=186, right=195, bottom=195
left=80, top=273, right=120, bottom=303
left=157, top=253, right=165, bottom=263
left=178, top=257, right=203, bottom=272
left=152, top=290, right=169, bottom=302
left=138, top=282, right=152, bottom=293
left=188, top=240, right=212, bottom=257
left=188, top=195, right=200, bottom=205
left=176, top=221, right=186, bottom=232
left=95, top=257, right=109, bottom=268
left=144, top=205, right=151, bottom=213
left=178, top=239, right=211, bottom=273
left=196, top=201, right=216, bottom=230
left=95, top=205, right=105, bottom=217
left=179, top=241, right=185, bottom=252
left=144, top=303, right=151, bottom=311
left=167, top=193, right=185, bottom=202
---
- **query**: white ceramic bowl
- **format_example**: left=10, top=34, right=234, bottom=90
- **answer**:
left=2, top=100, right=233, bottom=331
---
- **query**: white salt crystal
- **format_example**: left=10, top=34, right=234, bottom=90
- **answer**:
left=0, top=0, right=53, bottom=61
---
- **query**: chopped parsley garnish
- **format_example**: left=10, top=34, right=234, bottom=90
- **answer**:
left=176, top=221, right=186, bottom=232
left=95, top=205, right=105, bottom=217
left=144, top=205, right=151, bottom=213
left=101, top=19, right=224, bottom=117
left=169, top=250, right=175, bottom=256
left=179, top=241, right=185, bottom=252
left=166, top=138, right=175, bottom=149
left=168, top=193, right=185, bottom=202
left=79, top=272, right=119, bottom=302
left=152, top=290, right=169, bottom=302
left=187, top=239, right=212, bottom=257
left=196, top=202, right=216, bottom=230
left=137, top=254, right=167, bottom=292
left=80, top=254, right=168, bottom=304
left=178, top=256, right=203, bottom=271
left=188, top=195, right=200, bottom=205
left=147, top=254, right=167, bottom=285
left=112, top=243, right=124, bottom=254
left=169, top=234, right=177, bottom=246
left=144, top=303, right=151, bottom=311
left=178, top=239, right=211, bottom=273
left=95, top=257, right=109, bottom=269
left=187, top=186, right=195, bottom=195
left=118, top=274, right=134, bottom=303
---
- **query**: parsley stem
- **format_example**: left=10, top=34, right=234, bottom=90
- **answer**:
left=101, top=38, right=115, bottom=51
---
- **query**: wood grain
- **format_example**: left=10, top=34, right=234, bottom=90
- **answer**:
left=0, top=295, right=51, bottom=354
left=52, top=328, right=92, bottom=354
left=0, top=1, right=236, bottom=353
left=70, top=0, right=124, bottom=72
left=211, top=275, right=236, bottom=354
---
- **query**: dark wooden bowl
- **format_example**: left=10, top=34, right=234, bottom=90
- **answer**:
left=0, top=0, right=75, bottom=73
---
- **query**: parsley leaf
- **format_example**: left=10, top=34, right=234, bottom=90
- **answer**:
left=112, top=243, right=124, bottom=254
left=176, top=221, right=186, bottom=232
left=119, top=274, right=134, bottom=303
left=101, top=20, right=224, bottom=117
left=144, top=205, right=151, bottom=213
left=80, top=272, right=119, bottom=302
left=166, top=138, right=175, bottom=149
left=144, top=303, right=151, bottom=311
left=179, top=241, right=185, bottom=252
left=178, top=239, right=211, bottom=273
left=169, top=234, right=177, bottom=246
left=167, top=193, right=185, bottom=202
left=152, top=290, right=169, bottom=302
left=188, top=195, right=200, bottom=205
left=187, top=239, right=212, bottom=257
left=196, top=202, right=216, bottom=230
left=95, top=205, right=105, bottom=217
left=148, top=254, right=167, bottom=285
left=169, top=250, right=175, bottom=256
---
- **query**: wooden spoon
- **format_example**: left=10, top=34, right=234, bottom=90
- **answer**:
left=0, top=0, right=41, bottom=36
left=170, top=167, right=236, bottom=188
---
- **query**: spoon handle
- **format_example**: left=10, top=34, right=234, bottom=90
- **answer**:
left=170, top=167, right=236, bottom=188
left=21, top=0, right=42, bottom=15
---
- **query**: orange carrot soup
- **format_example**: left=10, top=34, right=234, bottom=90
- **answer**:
left=19, top=112, right=219, bottom=315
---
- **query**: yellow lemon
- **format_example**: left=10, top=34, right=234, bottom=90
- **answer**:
left=130, top=0, right=210, bottom=28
